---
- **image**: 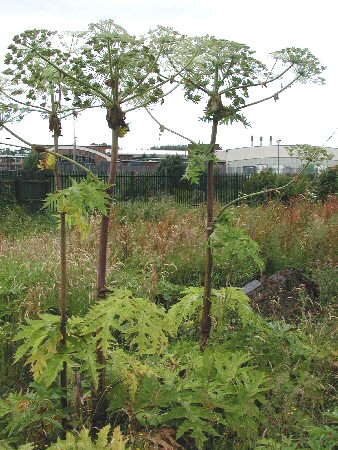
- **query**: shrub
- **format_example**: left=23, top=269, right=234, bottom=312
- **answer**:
left=314, top=165, right=338, bottom=200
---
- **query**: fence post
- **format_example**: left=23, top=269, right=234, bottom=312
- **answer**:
left=129, top=171, right=135, bottom=201
left=234, top=174, right=239, bottom=199
left=15, top=179, right=20, bottom=202
left=164, top=169, right=168, bottom=196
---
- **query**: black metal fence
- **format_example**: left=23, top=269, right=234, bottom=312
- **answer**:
left=0, top=170, right=249, bottom=210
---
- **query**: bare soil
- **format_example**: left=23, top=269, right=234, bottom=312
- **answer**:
left=248, top=268, right=322, bottom=322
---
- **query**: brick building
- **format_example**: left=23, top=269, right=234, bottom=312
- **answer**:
left=0, top=154, right=26, bottom=170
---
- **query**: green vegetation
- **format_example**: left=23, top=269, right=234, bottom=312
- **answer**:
left=243, top=167, right=338, bottom=203
left=0, top=198, right=337, bottom=448
left=150, top=145, right=189, bottom=151
left=22, top=150, right=41, bottom=170
left=0, top=17, right=336, bottom=450
left=157, top=154, right=186, bottom=179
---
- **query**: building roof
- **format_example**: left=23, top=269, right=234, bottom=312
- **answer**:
left=0, top=154, right=26, bottom=158
left=47, top=145, right=110, bottom=161
left=119, top=149, right=187, bottom=157
left=216, top=145, right=338, bottom=163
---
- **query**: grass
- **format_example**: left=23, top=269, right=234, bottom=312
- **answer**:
left=1, top=197, right=337, bottom=315
left=0, top=197, right=337, bottom=447
left=237, top=195, right=337, bottom=275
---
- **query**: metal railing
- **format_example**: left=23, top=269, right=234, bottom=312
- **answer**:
left=0, top=171, right=249, bottom=209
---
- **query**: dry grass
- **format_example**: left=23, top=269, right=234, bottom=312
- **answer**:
left=0, top=198, right=337, bottom=319
left=236, top=195, right=338, bottom=271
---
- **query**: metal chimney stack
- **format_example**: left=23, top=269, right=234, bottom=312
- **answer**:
left=269, top=136, right=272, bottom=146
left=260, top=136, right=263, bottom=146
left=251, top=136, right=253, bottom=146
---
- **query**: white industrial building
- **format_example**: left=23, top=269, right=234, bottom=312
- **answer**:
left=215, top=144, right=338, bottom=175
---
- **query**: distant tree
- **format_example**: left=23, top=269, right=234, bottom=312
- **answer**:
left=315, top=165, right=338, bottom=200
left=157, top=154, right=186, bottom=178
left=150, top=144, right=188, bottom=150
left=22, top=149, right=40, bottom=170
left=157, top=154, right=186, bottom=193
left=242, top=170, right=313, bottom=203
left=0, top=148, right=14, bottom=155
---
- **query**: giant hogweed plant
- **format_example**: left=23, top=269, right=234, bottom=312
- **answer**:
left=2, top=27, right=117, bottom=416
left=33, top=155, right=110, bottom=414
left=1, top=26, right=333, bottom=448
left=6, top=21, right=197, bottom=412
left=0, top=94, right=111, bottom=427
left=147, top=103, right=333, bottom=351
left=163, top=34, right=326, bottom=350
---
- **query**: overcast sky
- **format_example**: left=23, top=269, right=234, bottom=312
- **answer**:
left=1, top=0, right=338, bottom=152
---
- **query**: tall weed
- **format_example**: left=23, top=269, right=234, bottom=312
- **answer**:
left=236, top=196, right=337, bottom=273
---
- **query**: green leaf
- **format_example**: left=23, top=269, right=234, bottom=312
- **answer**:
left=167, top=287, right=203, bottom=336
left=13, top=314, right=65, bottom=385
left=0, top=399, right=13, bottom=418
left=44, top=176, right=110, bottom=238
left=211, top=214, right=265, bottom=280
left=82, top=289, right=169, bottom=356
left=184, top=143, right=218, bottom=184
